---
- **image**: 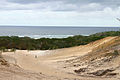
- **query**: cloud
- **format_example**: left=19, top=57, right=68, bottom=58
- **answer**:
left=0, top=7, right=119, bottom=26
left=0, top=0, right=120, bottom=26
left=0, top=0, right=77, bottom=11
left=0, top=0, right=119, bottom=12
left=6, top=0, right=42, bottom=4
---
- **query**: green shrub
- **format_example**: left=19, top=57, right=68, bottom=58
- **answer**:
left=0, top=47, right=8, bottom=52
left=113, top=50, right=119, bottom=55
left=10, top=48, right=16, bottom=52
left=0, top=31, right=119, bottom=50
left=0, top=52, right=2, bottom=58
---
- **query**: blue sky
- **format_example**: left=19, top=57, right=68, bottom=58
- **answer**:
left=0, top=0, right=120, bottom=26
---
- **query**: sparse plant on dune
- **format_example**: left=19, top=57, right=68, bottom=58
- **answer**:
left=105, top=50, right=120, bottom=57
left=113, top=50, right=119, bottom=55
left=0, top=47, right=8, bottom=52
left=10, top=48, right=16, bottom=53
left=0, top=52, right=2, bottom=58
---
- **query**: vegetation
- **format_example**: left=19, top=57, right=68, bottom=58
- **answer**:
left=10, top=48, right=16, bottom=52
left=113, top=50, right=119, bottom=55
left=105, top=50, right=120, bottom=57
left=0, top=31, right=119, bottom=50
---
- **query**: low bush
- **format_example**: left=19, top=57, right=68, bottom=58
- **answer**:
left=0, top=31, right=119, bottom=50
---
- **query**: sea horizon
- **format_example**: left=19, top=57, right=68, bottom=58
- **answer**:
left=0, top=26, right=120, bottom=39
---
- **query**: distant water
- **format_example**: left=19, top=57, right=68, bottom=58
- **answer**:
left=0, top=26, right=120, bottom=39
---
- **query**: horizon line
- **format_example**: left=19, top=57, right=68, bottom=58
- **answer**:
left=0, top=25, right=120, bottom=28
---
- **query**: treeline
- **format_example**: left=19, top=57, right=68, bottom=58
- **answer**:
left=0, top=31, right=119, bottom=50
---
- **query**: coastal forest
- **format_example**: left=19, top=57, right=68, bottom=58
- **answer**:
left=0, top=31, right=119, bottom=50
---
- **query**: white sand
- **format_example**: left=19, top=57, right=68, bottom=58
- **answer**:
left=28, top=50, right=50, bottom=56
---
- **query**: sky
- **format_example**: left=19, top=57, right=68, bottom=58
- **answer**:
left=0, top=0, right=120, bottom=26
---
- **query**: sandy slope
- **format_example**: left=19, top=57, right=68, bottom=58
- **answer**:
left=2, top=36, right=119, bottom=80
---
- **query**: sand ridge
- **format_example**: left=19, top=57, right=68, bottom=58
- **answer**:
left=2, top=36, right=119, bottom=80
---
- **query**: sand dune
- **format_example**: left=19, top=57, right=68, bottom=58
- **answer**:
left=1, top=36, right=120, bottom=80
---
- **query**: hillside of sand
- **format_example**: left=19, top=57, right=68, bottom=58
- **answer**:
left=1, top=36, right=120, bottom=80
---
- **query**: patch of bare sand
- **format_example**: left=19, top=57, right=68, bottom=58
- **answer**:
left=2, top=37, right=119, bottom=80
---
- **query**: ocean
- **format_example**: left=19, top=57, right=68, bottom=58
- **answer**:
left=0, top=26, right=120, bottom=39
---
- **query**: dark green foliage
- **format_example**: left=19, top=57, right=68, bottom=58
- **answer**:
left=0, top=31, right=119, bottom=50
left=0, top=47, right=8, bottom=52
left=10, top=48, right=16, bottom=52
left=113, top=50, right=119, bottom=55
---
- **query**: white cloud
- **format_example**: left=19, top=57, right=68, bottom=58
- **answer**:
left=0, top=8, right=119, bottom=26
left=0, top=0, right=119, bottom=26
left=77, top=3, right=103, bottom=12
